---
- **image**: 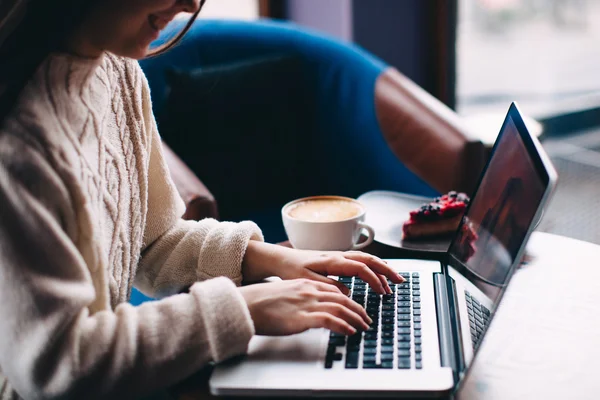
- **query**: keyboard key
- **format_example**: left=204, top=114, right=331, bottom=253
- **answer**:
left=363, top=363, right=380, bottom=369
left=397, top=328, right=411, bottom=334
left=416, top=361, right=423, bottom=369
left=334, top=353, right=343, bottom=361
left=413, top=297, right=421, bottom=302
left=382, top=338, right=394, bottom=346
left=398, top=315, right=411, bottom=321
left=397, top=342, right=411, bottom=349
left=397, top=307, right=411, bottom=314
left=345, top=352, right=359, bottom=368
left=397, top=321, right=411, bottom=328
left=365, top=332, right=378, bottom=340
left=398, top=349, right=411, bottom=357
left=397, top=301, right=410, bottom=307
left=413, top=290, right=421, bottom=296
left=398, top=295, right=411, bottom=301
left=412, top=285, right=420, bottom=290
left=364, top=340, right=377, bottom=348
left=397, top=335, right=411, bottom=342
left=415, top=345, right=422, bottom=352
left=414, top=323, right=422, bottom=329
left=363, top=347, right=377, bottom=355
left=325, top=359, right=333, bottom=368
left=413, top=310, right=421, bottom=316
left=381, top=345, right=394, bottom=353
left=398, top=359, right=411, bottom=369
left=414, top=338, right=422, bottom=345
left=414, top=330, right=422, bottom=337
left=381, top=353, right=394, bottom=361
left=413, top=303, right=421, bottom=309
left=382, top=304, right=394, bottom=311
left=363, top=355, right=377, bottom=363
left=329, top=337, right=346, bottom=346
left=382, top=331, right=394, bottom=339
left=414, top=316, right=422, bottom=323
left=382, top=325, right=395, bottom=332
left=412, top=272, right=420, bottom=277
left=472, top=297, right=481, bottom=306
left=412, top=279, right=420, bottom=284
left=398, top=289, right=411, bottom=295
left=382, top=311, right=395, bottom=318
left=415, top=353, right=422, bottom=361
left=475, top=314, right=485, bottom=326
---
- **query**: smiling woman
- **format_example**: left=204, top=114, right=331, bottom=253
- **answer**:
left=0, top=1, right=404, bottom=399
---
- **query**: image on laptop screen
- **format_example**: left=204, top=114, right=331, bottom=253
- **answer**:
left=448, top=114, right=548, bottom=304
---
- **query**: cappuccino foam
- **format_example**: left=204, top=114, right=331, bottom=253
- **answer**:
left=287, top=199, right=363, bottom=222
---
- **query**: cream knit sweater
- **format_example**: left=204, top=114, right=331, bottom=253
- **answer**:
left=0, top=52, right=263, bottom=399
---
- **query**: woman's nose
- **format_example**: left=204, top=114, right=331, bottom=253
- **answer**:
left=177, top=0, right=202, bottom=14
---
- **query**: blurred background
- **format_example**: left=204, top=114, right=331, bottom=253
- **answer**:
left=195, top=0, right=600, bottom=244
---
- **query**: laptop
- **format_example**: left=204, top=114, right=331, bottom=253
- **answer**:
left=209, top=102, right=558, bottom=398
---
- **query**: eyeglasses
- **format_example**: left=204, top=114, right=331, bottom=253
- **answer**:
left=148, top=0, right=207, bottom=57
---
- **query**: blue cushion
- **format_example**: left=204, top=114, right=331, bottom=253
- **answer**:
left=159, top=54, right=315, bottom=222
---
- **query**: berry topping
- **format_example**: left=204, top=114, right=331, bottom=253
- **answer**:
left=409, top=191, right=470, bottom=222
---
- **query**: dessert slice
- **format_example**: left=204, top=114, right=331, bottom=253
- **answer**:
left=402, top=191, right=470, bottom=240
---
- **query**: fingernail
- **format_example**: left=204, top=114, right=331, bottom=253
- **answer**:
left=367, top=316, right=373, bottom=324
left=349, top=327, right=357, bottom=335
left=363, top=323, right=370, bottom=331
left=387, top=287, right=392, bottom=295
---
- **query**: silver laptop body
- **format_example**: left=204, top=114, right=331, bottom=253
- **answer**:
left=210, top=102, right=558, bottom=398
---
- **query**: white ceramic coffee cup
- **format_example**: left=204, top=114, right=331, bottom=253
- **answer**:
left=282, top=195, right=375, bottom=251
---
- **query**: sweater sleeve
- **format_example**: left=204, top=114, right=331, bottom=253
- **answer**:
left=135, top=70, right=264, bottom=298
left=0, top=137, right=254, bottom=400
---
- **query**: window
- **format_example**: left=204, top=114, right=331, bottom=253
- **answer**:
left=198, top=0, right=259, bottom=20
left=457, top=0, right=600, bottom=119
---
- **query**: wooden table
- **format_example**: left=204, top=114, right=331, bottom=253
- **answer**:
left=171, top=232, right=600, bottom=400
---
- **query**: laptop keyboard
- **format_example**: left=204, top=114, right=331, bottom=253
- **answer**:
left=464, top=290, right=490, bottom=349
left=324, top=272, right=422, bottom=370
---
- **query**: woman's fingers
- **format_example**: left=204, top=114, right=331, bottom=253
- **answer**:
left=307, top=312, right=356, bottom=336
left=317, top=292, right=371, bottom=324
left=343, top=252, right=405, bottom=284
left=305, top=271, right=350, bottom=295
left=337, top=260, right=386, bottom=294
left=314, top=302, right=370, bottom=331
left=377, top=273, right=392, bottom=294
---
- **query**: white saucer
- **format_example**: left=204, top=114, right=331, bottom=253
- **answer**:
left=357, top=190, right=452, bottom=254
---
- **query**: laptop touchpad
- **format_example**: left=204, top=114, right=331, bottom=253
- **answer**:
left=247, top=329, right=326, bottom=363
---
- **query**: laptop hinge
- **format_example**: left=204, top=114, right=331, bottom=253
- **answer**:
left=446, top=276, right=466, bottom=375
left=433, top=273, right=458, bottom=382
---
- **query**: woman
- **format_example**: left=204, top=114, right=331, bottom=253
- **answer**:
left=0, top=1, right=404, bottom=399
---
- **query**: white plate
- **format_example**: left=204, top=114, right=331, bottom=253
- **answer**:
left=357, top=190, right=453, bottom=254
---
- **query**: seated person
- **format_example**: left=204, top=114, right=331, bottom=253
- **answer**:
left=0, top=1, right=405, bottom=398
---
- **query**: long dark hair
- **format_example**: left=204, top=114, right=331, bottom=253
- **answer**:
left=0, top=0, right=202, bottom=126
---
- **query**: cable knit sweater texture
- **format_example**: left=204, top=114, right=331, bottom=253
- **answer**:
left=0, top=52, right=263, bottom=399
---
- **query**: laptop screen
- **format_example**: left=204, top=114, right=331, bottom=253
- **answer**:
left=447, top=107, right=550, bottom=306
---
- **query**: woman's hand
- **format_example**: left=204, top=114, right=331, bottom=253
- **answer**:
left=239, top=279, right=372, bottom=336
left=242, top=241, right=405, bottom=294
